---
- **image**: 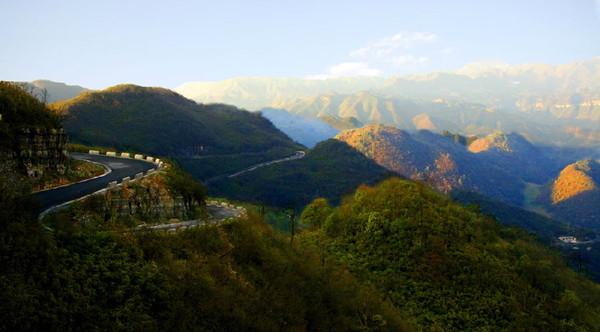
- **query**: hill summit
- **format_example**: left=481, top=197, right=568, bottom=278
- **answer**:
left=53, top=84, right=300, bottom=157
left=551, top=159, right=600, bottom=204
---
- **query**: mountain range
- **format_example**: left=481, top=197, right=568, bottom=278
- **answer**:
left=43, top=80, right=600, bottom=229
left=175, top=58, right=600, bottom=148
left=336, top=124, right=535, bottom=206
left=175, top=58, right=600, bottom=113
left=334, top=122, right=600, bottom=230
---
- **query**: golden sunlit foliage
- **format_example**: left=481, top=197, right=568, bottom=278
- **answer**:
left=551, top=160, right=599, bottom=204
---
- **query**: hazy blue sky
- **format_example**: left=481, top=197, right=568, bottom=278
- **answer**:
left=1, top=0, right=599, bottom=89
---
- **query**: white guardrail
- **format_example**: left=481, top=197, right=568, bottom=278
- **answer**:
left=88, top=150, right=164, bottom=190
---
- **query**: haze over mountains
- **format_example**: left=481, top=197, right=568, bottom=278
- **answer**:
left=175, top=58, right=600, bottom=148
left=260, top=108, right=339, bottom=148
left=175, top=58, right=600, bottom=112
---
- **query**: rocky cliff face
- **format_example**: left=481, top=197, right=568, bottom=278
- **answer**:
left=15, top=128, right=69, bottom=177
left=90, top=175, right=189, bottom=223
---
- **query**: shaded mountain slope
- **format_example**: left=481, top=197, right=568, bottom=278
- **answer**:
left=208, top=139, right=394, bottom=208
left=318, top=115, right=363, bottom=131
left=468, top=132, right=560, bottom=184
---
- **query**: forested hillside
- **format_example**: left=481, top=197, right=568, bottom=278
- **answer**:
left=51, top=84, right=302, bottom=182
left=209, top=139, right=394, bottom=208
left=0, top=82, right=62, bottom=150
left=4, top=166, right=600, bottom=330
left=53, top=84, right=300, bottom=157
left=0, top=174, right=411, bottom=331
left=299, top=178, right=600, bottom=330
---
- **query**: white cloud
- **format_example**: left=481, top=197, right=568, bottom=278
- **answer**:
left=442, top=47, right=455, bottom=55
left=391, top=55, right=429, bottom=67
left=350, top=31, right=438, bottom=59
left=309, top=31, right=448, bottom=78
left=328, top=62, right=382, bottom=76
left=307, top=62, right=382, bottom=79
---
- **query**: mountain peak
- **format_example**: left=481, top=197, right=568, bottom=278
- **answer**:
left=468, top=132, right=532, bottom=153
left=551, top=159, right=600, bottom=204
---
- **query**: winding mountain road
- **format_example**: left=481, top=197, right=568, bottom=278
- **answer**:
left=34, top=153, right=156, bottom=214
left=35, top=150, right=304, bottom=223
left=228, top=150, right=305, bottom=177
left=206, top=150, right=305, bottom=183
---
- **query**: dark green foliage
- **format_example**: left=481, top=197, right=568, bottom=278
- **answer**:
left=164, top=164, right=207, bottom=217
left=451, top=189, right=600, bottom=282
left=440, top=130, right=478, bottom=146
left=319, top=115, right=363, bottom=131
left=4, top=162, right=600, bottom=330
left=209, top=139, right=394, bottom=208
left=176, top=146, right=297, bottom=181
left=0, top=81, right=61, bottom=150
left=300, top=178, right=600, bottom=330
left=0, top=177, right=412, bottom=331
left=450, top=189, right=595, bottom=242
left=300, top=198, right=332, bottom=229
left=67, top=143, right=117, bottom=154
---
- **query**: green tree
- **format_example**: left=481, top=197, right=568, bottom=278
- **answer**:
left=300, top=198, right=332, bottom=230
left=165, top=165, right=207, bottom=218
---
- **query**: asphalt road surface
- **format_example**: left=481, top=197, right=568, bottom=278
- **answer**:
left=34, top=153, right=156, bottom=214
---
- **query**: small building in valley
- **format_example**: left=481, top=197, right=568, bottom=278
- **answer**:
left=558, top=236, right=578, bottom=244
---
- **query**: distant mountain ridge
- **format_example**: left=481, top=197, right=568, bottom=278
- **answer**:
left=175, top=76, right=385, bottom=111
left=260, top=108, right=339, bottom=148
left=175, top=58, right=600, bottom=148
left=16, top=79, right=89, bottom=103
left=175, top=58, right=600, bottom=112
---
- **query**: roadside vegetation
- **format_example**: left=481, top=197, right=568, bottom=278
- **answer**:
left=3, top=174, right=600, bottom=330
left=32, top=158, right=105, bottom=192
